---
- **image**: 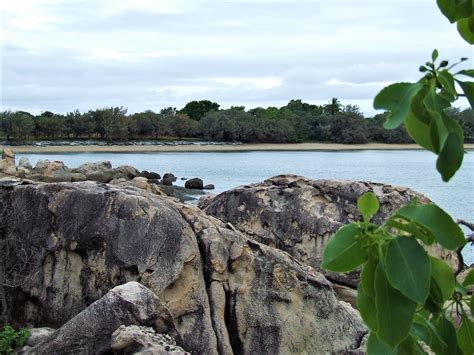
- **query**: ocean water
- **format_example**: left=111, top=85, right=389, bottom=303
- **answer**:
left=18, top=149, right=474, bottom=263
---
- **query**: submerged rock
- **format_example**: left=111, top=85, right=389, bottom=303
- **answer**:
left=2, top=179, right=366, bottom=354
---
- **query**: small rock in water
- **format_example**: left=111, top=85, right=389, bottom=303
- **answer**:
left=203, top=184, right=215, bottom=190
left=185, top=178, right=203, bottom=189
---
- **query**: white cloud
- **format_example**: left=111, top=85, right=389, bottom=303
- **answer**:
left=1, top=0, right=471, bottom=115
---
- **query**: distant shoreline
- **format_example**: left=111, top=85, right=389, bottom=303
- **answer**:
left=5, top=142, right=474, bottom=153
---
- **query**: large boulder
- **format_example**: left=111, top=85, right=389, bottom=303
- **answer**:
left=199, top=174, right=440, bottom=286
left=71, top=161, right=114, bottom=183
left=25, top=282, right=178, bottom=354
left=1, top=179, right=366, bottom=354
left=161, top=173, right=176, bottom=186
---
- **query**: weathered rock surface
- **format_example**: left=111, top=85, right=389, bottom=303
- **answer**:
left=24, top=282, right=178, bottom=354
left=71, top=161, right=114, bottom=182
left=185, top=178, right=203, bottom=189
left=26, top=327, right=56, bottom=347
left=18, top=157, right=32, bottom=170
left=43, top=161, right=72, bottom=182
left=199, top=174, right=440, bottom=287
left=2, top=179, right=366, bottom=354
left=111, top=325, right=189, bottom=354
left=112, top=165, right=141, bottom=180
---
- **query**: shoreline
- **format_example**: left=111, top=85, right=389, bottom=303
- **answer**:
left=4, top=142, right=474, bottom=154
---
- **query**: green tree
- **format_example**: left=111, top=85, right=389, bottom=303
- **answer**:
left=323, top=97, right=342, bottom=115
left=180, top=100, right=220, bottom=121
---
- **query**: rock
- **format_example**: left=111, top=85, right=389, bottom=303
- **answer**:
left=16, top=166, right=30, bottom=179
left=2, top=180, right=366, bottom=354
left=199, top=174, right=437, bottom=287
left=111, top=325, right=189, bottom=354
left=0, top=161, right=17, bottom=176
left=26, top=282, right=178, bottom=354
left=185, top=178, right=203, bottom=190
left=203, top=184, right=215, bottom=190
left=26, top=327, right=56, bottom=347
left=70, top=173, right=87, bottom=182
left=181, top=177, right=188, bottom=181
left=141, top=170, right=161, bottom=180
left=72, top=161, right=114, bottom=183
left=18, top=157, right=33, bottom=170
left=34, top=159, right=52, bottom=174
left=158, top=185, right=206, bottom=203
left=43, top=161, right=71, bottom=182
left=161, top=173, right=176, bottom=186
left=130, top=177, right=150, bottom=190
left=113, top=165, right=140, bottom=180
left=2, top=148, right=15, bottom=165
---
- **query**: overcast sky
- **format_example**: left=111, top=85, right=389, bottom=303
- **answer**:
left=0, top=0, right=471, bottom=115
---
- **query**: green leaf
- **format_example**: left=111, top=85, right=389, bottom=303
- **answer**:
left=385, top=219, right=435, bottom=245
left=437, top=70, right=457, bottom=97
left=373, top=83, right=423, bottom=129
left=405, top=111, right=435, bottom=152
left=357, top=287, right=378, bottom=331
left=432, top=316, right=459, bottom=355
left=321, top=223, right=367, bottom=272
left=462, top=269, right=474, bottom=287
left=388, top=204, right=466, bottom=250
left=374, top=263, right=417, bottom=348
left=437, top=0, right=472, bottom=23
left=385, top=236, right=431, bottom=303
left=457, top=15, right=474, bottom=44
left=357, top=192, right=380, bottom=222
left=457, top=317, right=474, bottom=355
left=436, top=132, right=465, bottom=182
left=432, top=49, right=439, bottom=62
left=411, top=322, right=432, bottom=345
left=367, top=333, right=398, bottom=355
left=470, top=296, right=474, bottom=314
left=457, top=80, right=474, bottom=108
left=361, top=256, right=378, bottom=298
left=430, top=257, right=455, bottom=302
left=456, top=69, right=474, bottom=78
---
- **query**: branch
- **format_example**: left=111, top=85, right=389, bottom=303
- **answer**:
left=458, top=219, right=474, bottom=231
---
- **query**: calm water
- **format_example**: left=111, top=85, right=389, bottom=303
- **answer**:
left=18, top=150, right=474, bottom=263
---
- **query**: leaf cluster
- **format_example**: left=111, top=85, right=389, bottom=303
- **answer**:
left=374, top=51, right=473, bottom=182
left=322, top=192, right=473, bottom=353
left=0, top=326, right=30, bottom=354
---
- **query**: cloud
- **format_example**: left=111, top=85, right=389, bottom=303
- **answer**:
left=1, top=0, right=471, bottom=115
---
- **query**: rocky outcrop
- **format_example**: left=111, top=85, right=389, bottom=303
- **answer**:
left=24, top=282, right=178, bottom=354
left=1, top=179, right=366, bottom=354
left=111, top=325, right=188, bottom=354
left=199, top=174, right=437, bottom=287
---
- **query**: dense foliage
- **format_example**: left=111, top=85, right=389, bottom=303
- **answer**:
left=0, top=326, right=29, bottom=354
left=323, top=0, right=474, bottom=352
left=2, top=100, right=472, bottom=144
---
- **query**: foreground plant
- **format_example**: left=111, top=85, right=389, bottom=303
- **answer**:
left=322, top=1, right=473, bottom=353
left=0, top=326, right=30, bottom=354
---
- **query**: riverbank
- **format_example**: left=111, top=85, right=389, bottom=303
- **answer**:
left=6, top=142, right=474, bottom=153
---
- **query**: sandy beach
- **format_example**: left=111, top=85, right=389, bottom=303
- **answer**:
left=5, top=142, right=474, bottom=154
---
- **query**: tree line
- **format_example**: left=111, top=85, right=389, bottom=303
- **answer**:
left=1, top=99, right=472, bottom=144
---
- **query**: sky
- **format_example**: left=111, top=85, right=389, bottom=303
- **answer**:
left=0, top=0, right=472, bottom=115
